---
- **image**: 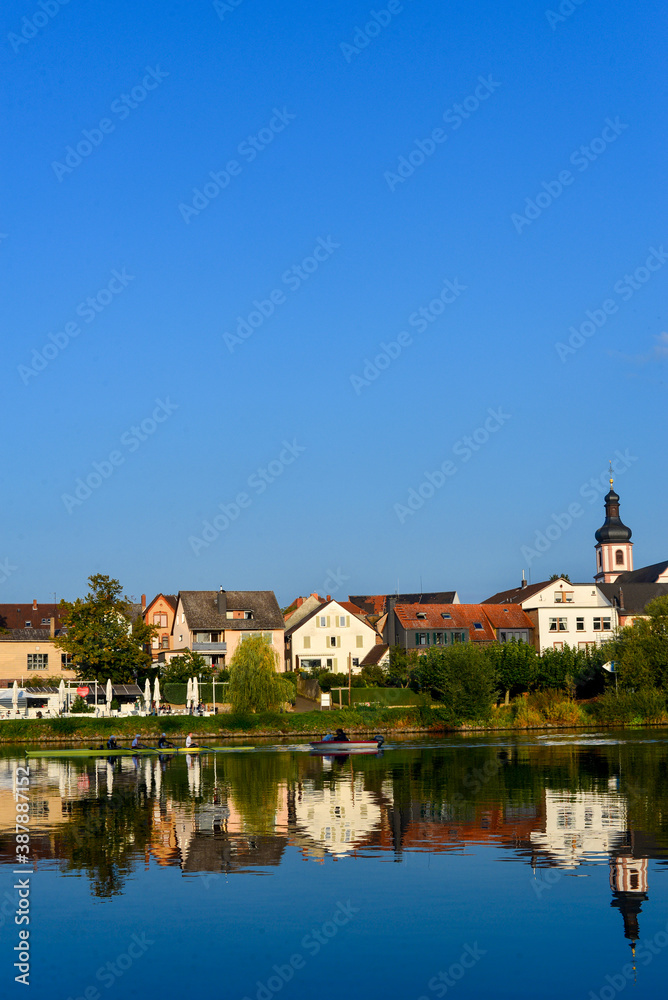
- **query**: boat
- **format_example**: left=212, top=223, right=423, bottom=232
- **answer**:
left=309, top=735, right=385, bottom=754
left=25, top=745, right=254, bottom=758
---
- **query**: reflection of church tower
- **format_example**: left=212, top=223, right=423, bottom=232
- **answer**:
left=609, top=855, right=648, bottom=960
left=595, top=477, right=633, bottom=583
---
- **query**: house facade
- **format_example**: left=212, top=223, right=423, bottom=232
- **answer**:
left=384, top=604, right=534, bottom=651
left=485, top=578, right=617, bottom=652
left=144, top=593, right=178, bottom=660
left=0, top=625, right=77, bottom=686
left=285, top=599, right=379, bottom=673
left=169, top=589, right=286, bottom=671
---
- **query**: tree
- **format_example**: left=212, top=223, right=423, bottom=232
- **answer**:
left=484, top=640, right=537, bottom=703
left=549, top=573, right=571, bottom=582
left=411, top=644, right=498, bottom=720
left=611, top=596, right=668, bottom=692
left=387, top=646, right=420, bottom=688
left=227, top=635, right=294, bottom=713
left=161, top=650, right=213, bottom=683
left=55, top=574, right=157, bottom=683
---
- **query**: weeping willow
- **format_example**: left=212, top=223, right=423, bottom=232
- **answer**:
left=227, top=635, right=293, bottom=713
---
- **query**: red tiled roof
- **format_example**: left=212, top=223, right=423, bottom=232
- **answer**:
left=393, top=604, right=532, bottom=642
left=338, top=601, right=366, bottom=616
left=482, top=605, right=535, bottom=630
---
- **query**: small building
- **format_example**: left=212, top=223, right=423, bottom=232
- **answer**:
left=285, top=599, right=379, bottom=673
left=144, top=593, right=178, bottom=660
left=383, top=604, right=534, bottom=651
left=0, top=623, right=77, bottom=687
left=170, top=589, right=286, bottom=671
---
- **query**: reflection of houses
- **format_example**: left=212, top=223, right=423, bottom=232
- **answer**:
left=610, top=851, right=649, bottom=955
left=530, top=788, right=629, bottom=867
left=291, top=773, right=388, bottom=858
left=378, top=800, right=543, bottom=855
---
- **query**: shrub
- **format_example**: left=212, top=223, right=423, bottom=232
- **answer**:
left=412, top=644, right=497, bottom=720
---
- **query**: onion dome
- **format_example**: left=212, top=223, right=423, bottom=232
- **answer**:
left=595, top=479, right=632, bottom=543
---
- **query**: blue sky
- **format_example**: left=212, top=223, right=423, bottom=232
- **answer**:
left=3, top=0, right=666, bottom=607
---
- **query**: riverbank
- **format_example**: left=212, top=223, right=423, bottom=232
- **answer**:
left=1, top=692, right=667, bottom=742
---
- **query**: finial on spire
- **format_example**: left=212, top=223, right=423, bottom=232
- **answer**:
left=609, top=459, right=614, bottom=486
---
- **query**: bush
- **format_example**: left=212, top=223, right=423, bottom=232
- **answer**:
left=70, top=695, right=92, bottom=714
left=411, top=645, right=497, bottom=721
left=586, top=689, right=667, bottom=725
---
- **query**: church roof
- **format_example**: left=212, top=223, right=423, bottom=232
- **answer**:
left=612, top=560, right=668, bottom=584
left=598, top=581, right=668, bottom=614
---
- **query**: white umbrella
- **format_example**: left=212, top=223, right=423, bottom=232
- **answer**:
left=153, top=677, right=161, bottom=715
left=12, top=680, right=19, bottom=714
left=192, top=676, right=199, bottom=712
left=144, top=678, right=152, bottom=714
left=186, top=677, right=193, bottom=712
left=106, top=679, right=113, bottom=709
left=58, top=679, right=66, bottom=712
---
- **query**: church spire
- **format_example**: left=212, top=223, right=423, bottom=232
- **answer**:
left=594, top=466, right=633, bottom=582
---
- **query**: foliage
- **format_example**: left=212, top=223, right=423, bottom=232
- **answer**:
left=387, top=646, right=421, bottom=688
left=55, top=574, right=157, bottom=683
left=227, top=635, right=294, bottom=713
left=484, top=640, right=537, bottom=700
left=161, top=650, right=213, bottom=683
left=411, top=644, right=497, bottom=720
left=23, top=675, right=65, bottom=689
left=70, top=694, right=92, bottom=713
left=162, top=682, right=229, bottom=705
left=358, top=664, right=387, bottom=687
left=315, top=671, right=364, bottom=692
left=534, top=643, right=608, bottom=696
left=586, top=689, right=667, bottom=725
left=609, top=596, right=668, bottom=693
left=549, top=573, right=571, bottom=582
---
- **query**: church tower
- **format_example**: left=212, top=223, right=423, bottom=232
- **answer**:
left=594, top=476, right=633, bottom=583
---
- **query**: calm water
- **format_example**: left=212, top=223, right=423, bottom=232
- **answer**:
left=1, top=731, right=668, bottom=1000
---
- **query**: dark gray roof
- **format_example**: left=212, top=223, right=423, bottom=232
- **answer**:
left=613, top=561, right=668, bottom=584
left=360, top=644, right=389, bottom=667
left=0, top=627, right=64, bottom=641
left=598, top=582, right=668, bottom=615
left=483, top=582, right=553, bottom=604
left=179, top=591, right=284, bottom=631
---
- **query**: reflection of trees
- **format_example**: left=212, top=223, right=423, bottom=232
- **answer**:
left=219, top=753, right=300, bottom=835
left=53, top=780, right=152, bottom=898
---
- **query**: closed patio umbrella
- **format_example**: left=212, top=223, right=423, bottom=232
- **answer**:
left=192, top=676, right=199, bottom=712
left=106, top=678, right=113, bottom=710
left=144, top=678, right=151, bottom=714
left=58, top=679, right=66, bottom=713
left=12, top=680, right=19, bottom=714
left=186, top=677, right=193, bottom=713
left=153, top=677, right=161, bottom=714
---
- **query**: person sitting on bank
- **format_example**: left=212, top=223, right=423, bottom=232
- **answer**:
left=107, top=735, right=120, bottom=750
left=185, top=732, right=195, bottom=748
left=158, top=733, right=175, bottom=750
left=335, top=728, right=349, bottom=742
left=131, top=733, right=147, bottom=750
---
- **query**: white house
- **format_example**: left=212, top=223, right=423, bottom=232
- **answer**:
left=484, top=578, right=617, bottom=652
left=285, top=599, right=379, bottom=673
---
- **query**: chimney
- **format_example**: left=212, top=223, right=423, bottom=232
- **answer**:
left=141, top=594, right=146, bottom=610
left=296, top=597, right=303, bottom=608
left=32, top=599, right=38, bottom=611
left=217, top=587, right=227, bottom=615
left=521, top=571, right=527, bottom=589
left=49, top=617, right=56, bottom=637
left=326, top=595, right=331, bottom=602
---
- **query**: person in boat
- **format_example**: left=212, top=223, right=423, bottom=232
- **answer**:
left=185, top=732, right=195, bottom=748
left=157, top=733, right=175, bottom=750
left=321, top=732, right=335, bottom=742
left=334, top=728, right=349, bottom=742
left=106, top=735, right=120, bottom=750
left=131, top=733, right=147, bottom=750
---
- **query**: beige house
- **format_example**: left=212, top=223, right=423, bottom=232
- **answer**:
left=169, top=589, right=286, bottom=671
left=0, top=624, right=77, bottom=687
left=285, top=599, right=379, bottom=674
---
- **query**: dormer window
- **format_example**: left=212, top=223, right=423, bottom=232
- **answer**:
left=25, top=621, right=32, bottom=627
left=244, top=611, right=253, bottom=620
left=441, top=612, right=451, bottom=619
left=416, top=612, right=427, bottom=619
left=473, top=622, right=483, bottom=630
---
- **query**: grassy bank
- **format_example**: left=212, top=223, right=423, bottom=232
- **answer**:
left=1, top=691, right=668, bottom=743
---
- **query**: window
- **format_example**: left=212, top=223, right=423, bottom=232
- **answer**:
left=549, top=618, right=568, bottom=632
left=555, top=591, right=574, bottom=603
left=161, top=635, right=169, bottom=649
left=152, top=638, right=159, bottom=649
left=553, top=642, right=564, bottom=650
left=576, top=618, right=584, bottom=631
left=441, top=612, right=452, bottom=619
left=433, top=632, right=444, bottom=644
left=615, top=550, right=624, bottom=565
left=25, top=621, right=32, bottom=627
left=302, top=658, right=322, bottom=669
left=416, top=612, right=427, bottom=619
left=593, top=617, right=611, bottom=631
left=578, top=641, right=595, bottom=650
left=27, top=653, right=48, bottom=670
left=415, top=633, right=429, bottom=646
left=338, top=615, right=347, bottom=627
left=244, top=611, right=253, bottom=619
left=329, top=636, right=337, bottom=647
left=195, top=632, right=212, bottom=642
left=355, top=635, right=363, bottom=648
left=500, top=632, right=506, bottom=642
left=153, top=613, right=168, bottom=627
left=352, top=658, right=359, bottom=667
left=41, top=618, right=49, bottom=625
left=473, top=622, right=484, bottom=630
left=326, top=658, right=333, bottom=668
left=451, top=632, right=465, bottom=643
left=61, top=653, right=72, bottom=667
left=597, top=552, right=602, bottom=568
left=303, top=636, right=311, bottom=649
left=318, top=616, right=328, bottom=628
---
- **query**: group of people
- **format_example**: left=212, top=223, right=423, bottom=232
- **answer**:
left=104, top=732, right=198, bottom=751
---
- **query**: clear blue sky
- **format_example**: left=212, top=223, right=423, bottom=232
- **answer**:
left=3, top=0, right=666, bottom=607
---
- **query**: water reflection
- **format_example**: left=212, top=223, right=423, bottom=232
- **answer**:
left=1, top=734, right=667, bottom=953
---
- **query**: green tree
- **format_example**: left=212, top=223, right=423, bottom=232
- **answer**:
left=549, top=573, right=571, bottom=582
left=55, top=574, right=157, bottom=683
left=227, top=635, right=294, bottom=713
left=387, top=646, right=420, bottom=688
left=611, top=596, right=668, bottom=692
left=484, top=640, right=537, bottom=703
left=411, top=644, right=497, bottom=720
left=161, top=650, right=213, bottom=683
